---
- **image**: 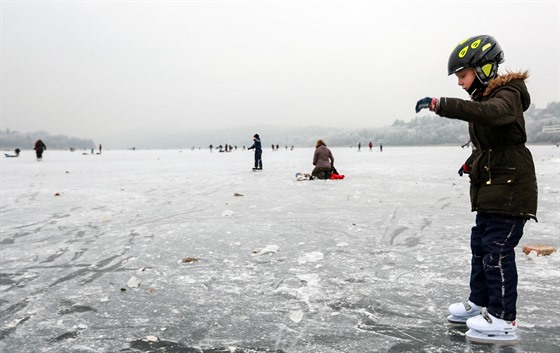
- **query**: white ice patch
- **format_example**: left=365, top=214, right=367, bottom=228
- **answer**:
left=298, top=251, right=324, bottom=264
left=221, top=210, right=234, bottom=217
left=289, top=310, right=304, bottom=323
left=336, top=242, right=349, bottom=247
left=297, top=273, right=320, bottom=286
left=253, top=244, right=279, bottom=255
left=178, top=276, right=196, bottom=284
left=127, top=276, right=141, bottom=288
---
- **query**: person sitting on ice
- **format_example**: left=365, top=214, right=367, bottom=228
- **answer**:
left=311, top=139, right=335, bottom=180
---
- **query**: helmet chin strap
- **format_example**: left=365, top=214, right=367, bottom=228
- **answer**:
left=466, top=76, right=487, bottom=99
left=467, top=62, right=499, bottom=98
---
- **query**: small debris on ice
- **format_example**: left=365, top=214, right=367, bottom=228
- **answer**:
left=6, top=318, right=24, bottom=328
left=146, top=335, right=158, bottom=342
left=234, top=192, right=244, bottom=197
left=522, top=244, right=557, bottom=256
left=182, top=257, right=199, bottom=263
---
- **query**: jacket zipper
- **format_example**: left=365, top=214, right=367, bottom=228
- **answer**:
left=485, top=149, right=492, bottom=185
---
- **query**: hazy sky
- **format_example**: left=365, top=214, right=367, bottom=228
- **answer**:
left=1, top=1, right=559, bottom=143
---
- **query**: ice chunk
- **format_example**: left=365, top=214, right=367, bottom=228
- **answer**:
left=298, top=251, right=324, bottom=264
left=253, top=244, right=279, bottom=256
left=127, top=276, right=141, bottom=288
left=289, top=310, right=304, bottom=323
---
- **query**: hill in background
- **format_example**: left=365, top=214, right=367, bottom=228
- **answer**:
left=2, top=102, right=558, bottom=150
left=129, top=101, right=559, bottom=149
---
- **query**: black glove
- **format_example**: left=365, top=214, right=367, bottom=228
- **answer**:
left=415, top=97, right=440, bottom=113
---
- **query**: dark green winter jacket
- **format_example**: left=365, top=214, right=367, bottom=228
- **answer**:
left=437, top=72, right=538, bottom=220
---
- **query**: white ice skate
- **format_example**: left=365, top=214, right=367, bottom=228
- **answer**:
left=465, top=308, right=518, bottom=343
left=447, top=300, right=482, bottom=324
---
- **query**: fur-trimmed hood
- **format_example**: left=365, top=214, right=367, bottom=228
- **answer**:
left=485, top=71, right=529, bottom=94
left=484, top=71, right=531, bottom=110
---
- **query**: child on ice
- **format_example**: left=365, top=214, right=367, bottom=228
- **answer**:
left=415, top=35, right=538, bottom=342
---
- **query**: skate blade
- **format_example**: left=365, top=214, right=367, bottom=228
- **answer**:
left=465, top=328, right=519, bottom=344
left=447, top=314, right=468, bottom=324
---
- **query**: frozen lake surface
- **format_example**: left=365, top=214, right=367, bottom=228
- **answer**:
left=1, top=145, right=559, bottom=353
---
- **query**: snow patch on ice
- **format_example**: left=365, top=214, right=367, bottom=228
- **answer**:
left=221, top=210, right=234, bottom=217
left=253, top=244, right=280, bottom=256
left=296, top=273, right=320, bottom=286
left=298, top=251, right=324, bottom=264
left=127, top=276, right=141, bottom=288
left=289, top=310, right=304, bottom=323
left=178, top=276, right=196, bottom=284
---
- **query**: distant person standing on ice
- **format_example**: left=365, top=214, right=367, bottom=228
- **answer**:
left=311, top=139, right=334, bottom=179
left=416, top=34, right=537, bottom=343
left=34, top=139, right=46, bottom=161
left=248, top=133, right=262, bottom=170
left=368, top=141, right=373, bottom=151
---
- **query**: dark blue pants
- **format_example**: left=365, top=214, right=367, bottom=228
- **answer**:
left=468, top=213, right=526, bottom=321
left=254, top=150, right=262, bottom=169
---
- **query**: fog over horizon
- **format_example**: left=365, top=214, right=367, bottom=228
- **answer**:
left=2, top=1, right=559, bottom=146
